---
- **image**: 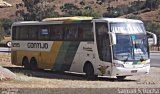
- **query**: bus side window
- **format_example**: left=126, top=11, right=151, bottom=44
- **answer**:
left=50, top=25, right=63, bottom=41
left=64, top=24, right=78, bottom=41
left=83, top=24, right=93, bottom=41
left=78, top=23, right=93, bottom=41
left=16, top=26, right=28, bottom=40
left=38, top=27, right=49, bottom=40
left=22, top=26, right=29, bottom=40
left=12, top=27, right=19, bottom=40
left=78, top=28, right=84, bottom=40
left=28, top=26, right=38, bottom=40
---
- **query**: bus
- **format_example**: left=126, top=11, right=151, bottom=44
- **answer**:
left=11, top=17, right=157, bottom=80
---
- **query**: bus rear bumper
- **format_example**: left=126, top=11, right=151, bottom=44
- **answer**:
left=111, top=66, right=150, bottom=77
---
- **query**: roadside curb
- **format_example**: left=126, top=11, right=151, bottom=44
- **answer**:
left=150, top=51, right=160, bottom=53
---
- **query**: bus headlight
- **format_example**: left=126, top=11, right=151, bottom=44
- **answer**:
left=114, top=63, right=124, bottom=68
left=143, top=62, right=150, bottom=67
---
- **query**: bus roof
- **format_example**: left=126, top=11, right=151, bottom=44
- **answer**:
left=93, top=18, right=143, bottom=23
left=12, top=17, right=93, bottom=27
left=12, top=17, right=143, bottom=27
left=12, top=21, right=64, bottom=26
left=42, top=16, right=93, bottom=22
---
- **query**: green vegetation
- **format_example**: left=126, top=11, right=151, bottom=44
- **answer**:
left=0, top=18, right=13, bottom=41
left=16, top=1, right=101, bottom=21
left=16, top=0, right=59, bottom=21
left=145, top=0, right=160, bottom=10
left=60, top=3, right=80, bottom=16
left=60, top=3, right=101, bottom=17
left=103, top=0, right=160, bottom=18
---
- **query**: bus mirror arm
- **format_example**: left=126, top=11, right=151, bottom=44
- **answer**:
left=147, top=31, right=157, bottom=46
left=108, top=32, right=116, bottom=45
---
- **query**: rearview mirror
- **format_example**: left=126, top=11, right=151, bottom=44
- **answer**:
left=108, top=32, right=116, bottom=45
left=147, top=31, right=157, bottom=46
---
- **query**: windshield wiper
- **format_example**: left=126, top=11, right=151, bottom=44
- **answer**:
left=123, top=52, right=131, bottom=62
left=140, top=56, right=144, bottom=61
left=124, top=54, right=129, bottom=62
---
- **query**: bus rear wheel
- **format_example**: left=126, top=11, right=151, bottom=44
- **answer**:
left=30, top=58, right=38, bottom=70
left=22, top=57, right=30, bottom=69
left=116, top=76, right=126, bottom=81
left=84, top=63, right=97, bottom=80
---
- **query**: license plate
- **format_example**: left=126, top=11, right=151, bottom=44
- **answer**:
left=131, top=70, right=137, bottom=73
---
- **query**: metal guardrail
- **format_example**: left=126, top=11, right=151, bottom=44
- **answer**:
left=0, top=43, right=11, bottom=53
left=150, top=46, right=160, bottom=52
left=0, top=44, right=8, bottom=47
left=0, top=48, right=11, bottom=53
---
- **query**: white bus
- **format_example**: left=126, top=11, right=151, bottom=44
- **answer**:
left=11, top=17, right=157, bottom=80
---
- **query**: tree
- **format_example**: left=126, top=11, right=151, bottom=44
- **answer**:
left=103, top=0, right=145, bottom=17
left=16, top=0, right=59, bottom=21
left=79, top=8, right=101, bottom=17
left=145, top=0, right=160, bottom=10
left=60, top=3, right=80, bottom=16
left=0, top=18, right=13, bottom=36
left=60, top=3, right=101, bottom=17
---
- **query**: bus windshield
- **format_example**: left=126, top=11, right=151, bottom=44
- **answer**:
left=113, top=34, right=149, bottom=61
left=110, top=22, right=149, bottom=61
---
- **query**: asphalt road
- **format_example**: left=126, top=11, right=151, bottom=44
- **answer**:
left=150, top=52, right=160, bottom=67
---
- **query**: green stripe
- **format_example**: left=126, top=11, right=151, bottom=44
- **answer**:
left=62, top=41, right=80, bottom=71
left=53, top=41, right=80, bottom=71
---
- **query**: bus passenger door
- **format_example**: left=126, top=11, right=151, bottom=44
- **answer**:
left=95, top=22, right=112, bottom=76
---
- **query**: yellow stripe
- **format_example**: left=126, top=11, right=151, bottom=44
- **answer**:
left=38, top=41, right=63, bottom=69
left=49, top=41, right=63, bottom=68
left=12, top=41, right=63, bottom=69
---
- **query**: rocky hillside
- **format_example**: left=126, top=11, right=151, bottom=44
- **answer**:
left=0, top=0, right=21, bottom=19
left=0, top=0, right=159, bottom=22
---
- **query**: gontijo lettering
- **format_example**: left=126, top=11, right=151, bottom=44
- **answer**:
left=27, top=43, right=48, bottom=49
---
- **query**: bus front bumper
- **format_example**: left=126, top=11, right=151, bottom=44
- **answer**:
left=112, top=65, right=150, bottom=77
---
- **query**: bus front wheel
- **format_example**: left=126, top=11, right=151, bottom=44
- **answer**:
left=84, top=63, right=97, bottom=80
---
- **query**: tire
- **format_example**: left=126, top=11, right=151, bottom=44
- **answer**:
left=30, top=58, right=38, bottom=70
left=117, top=76, right=126, bottom=81
left=22, top=57, right=30, bottom=69
left=84, top=63, right=97, bottom=80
